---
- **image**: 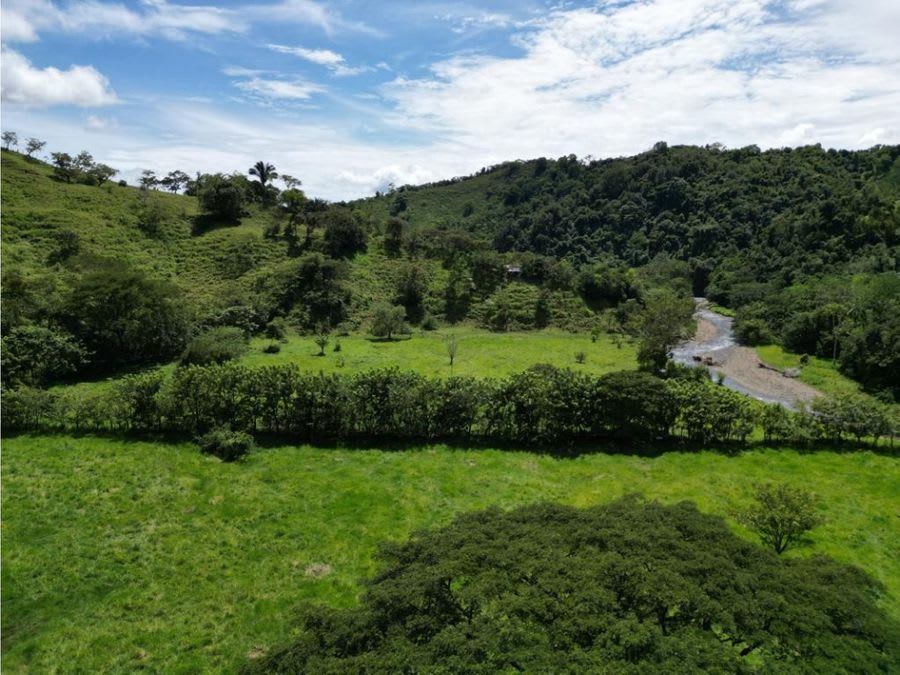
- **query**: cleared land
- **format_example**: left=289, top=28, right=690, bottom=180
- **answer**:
left=3, top=435, right=897, bottom=672
left=243, top=328, right=636, bottom=377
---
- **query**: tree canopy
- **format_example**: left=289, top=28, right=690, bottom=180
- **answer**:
left=247, top=497, right=899, bottom=674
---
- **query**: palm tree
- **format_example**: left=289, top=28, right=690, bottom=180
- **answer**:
left=249, top=161, right=278, bottom=186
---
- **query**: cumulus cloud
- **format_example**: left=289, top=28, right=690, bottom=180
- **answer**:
left=1, top=48, right=118, bottom=106
left=380, top=0, right=899, bottom=160
left=338, top=165, right=438, bottom=194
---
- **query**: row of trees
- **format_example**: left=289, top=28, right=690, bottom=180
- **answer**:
left=4, top=364, right=896, bottom=446
left=51, top=150, right=118, bottom=186
left=2, top=132, right=45, bottom=157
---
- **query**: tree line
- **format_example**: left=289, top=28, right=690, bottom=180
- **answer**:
left=4, top=364, right=896, bottom=447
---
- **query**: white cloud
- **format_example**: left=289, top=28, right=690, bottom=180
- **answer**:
left=268, top=44, right=344, bottom=66
left=85, top=114, right=116, bottom=130
left=222, top=65, right=270, bottom=77
left=0, top=0, right=378, bottom=44
left=234, top=77, right=323, bottom=101
left=1, top=47, right=118, bottom=106
left=379, top=0, right=899, bottom=161
left=4, top=0, right=897, bottom=200
left=267, top=43, right=373, bottom=77
left=338, top=165, right=438, bottom=194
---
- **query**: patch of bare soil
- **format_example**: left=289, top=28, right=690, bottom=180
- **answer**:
left=718, top=346, right=820, bottom=404
left=304, top=562, right=332, bottom=578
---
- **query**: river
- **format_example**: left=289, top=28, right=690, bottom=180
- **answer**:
left=671, top=299, right=819, bottom=409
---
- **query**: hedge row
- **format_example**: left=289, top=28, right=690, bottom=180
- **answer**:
left=3, top=365, right=895, bottom=448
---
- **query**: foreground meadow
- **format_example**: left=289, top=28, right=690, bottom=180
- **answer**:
left=2, top=435, right=897, bottom=673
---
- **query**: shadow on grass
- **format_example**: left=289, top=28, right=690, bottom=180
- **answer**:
left=6, top=429, right=897, bottom=460
left=366, top=336, right=413, bottom=343
left=190, top=213, right=242, bottom=236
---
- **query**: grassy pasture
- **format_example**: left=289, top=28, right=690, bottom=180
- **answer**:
left=243, top=328, right=636, bottom=378
left=3, top=435, right=897, bottom=673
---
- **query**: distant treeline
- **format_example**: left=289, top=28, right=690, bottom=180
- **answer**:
left=4, top=365, right=895, bottom=448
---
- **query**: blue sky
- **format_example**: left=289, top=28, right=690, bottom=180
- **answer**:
left=2, top=0, right=898, bottom=199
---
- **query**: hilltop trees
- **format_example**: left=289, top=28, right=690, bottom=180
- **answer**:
left=247, top=498, right=899, bottom=674
left=197, top=173, right=245, bottom=222
left=2, top=131, right=18, bottom=150
left=249, top=160, right=278, bottom=187
left=51, top=151, right=118, bottom=185
left=162, top=170, right=190, bottom=193
left=24, top=137, right=45, bottom=158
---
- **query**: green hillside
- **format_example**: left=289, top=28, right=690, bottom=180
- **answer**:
left=3, top=145, right=899, bottom=398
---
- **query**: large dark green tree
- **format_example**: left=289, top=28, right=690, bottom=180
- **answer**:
left=247, top=497, right=899, bottom=674
left=57, top=262, right=190, bottom=373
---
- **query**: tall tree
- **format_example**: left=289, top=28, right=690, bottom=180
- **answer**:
left=24, top=137, right=46, bottom=158
left=162, top=170, right=190, bottom=193
left=51, top=152, right=76, bottom=183
left=249, top=161, right=278, bottom=187
left=635, top=289, right=695, bottom=372
left=140, top=170, right=159, bottom=190
left=2, top=131, right=18, bottom=150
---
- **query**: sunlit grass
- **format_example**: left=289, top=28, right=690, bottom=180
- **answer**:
left=242, top=327, right=636, bottom=378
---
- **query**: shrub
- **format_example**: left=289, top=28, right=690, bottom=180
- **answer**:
left=420, top=313, right=438, bottom=331
left=574, top=351, right=586, bottom=364
left=733, top=317, right=773, bottom=345
left=197, top=427, right=255, bottom=462
left=263, top=342, right=281, bottom=354
left=181, top=327, right=247, bottom=366
left=1, top=386, right=59, bottom=432
left=371, top=303, right=407, bottom=340
left=594, top=370, right=676, bottom=440
left=197, top=174, right=244, bottom=222
left=264, top=317, right=288, bottom=341
left=667, top=379, right=757, bottom=444
left=1, top=325, right=88, bottom=387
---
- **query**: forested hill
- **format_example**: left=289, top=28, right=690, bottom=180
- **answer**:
left=359, top=143, right=900, bottom=298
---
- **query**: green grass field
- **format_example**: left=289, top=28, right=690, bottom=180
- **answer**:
left=244, top=328, right=636, bottom=377
left=3, top=435, right=897, bottom=673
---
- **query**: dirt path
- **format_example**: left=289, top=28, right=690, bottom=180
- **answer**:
left=673, top=300, right=821, bottom=408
